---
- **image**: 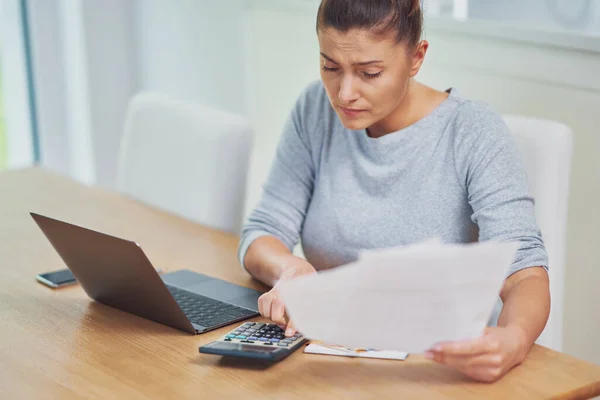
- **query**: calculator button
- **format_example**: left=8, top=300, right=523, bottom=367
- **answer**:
left=248, top=336, right=258, bottom=341
left=270, top=338, right=280, bottom=343
left=243, top=322, right=255, bottom=326
left=236, top=335, right=247, bottom=339
left=226, top=334, right=236, bottom=338
left=259, top=338, right=269, bottom=342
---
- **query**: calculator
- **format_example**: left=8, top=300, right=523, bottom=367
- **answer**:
left=199, top=322, right=307, bottom=361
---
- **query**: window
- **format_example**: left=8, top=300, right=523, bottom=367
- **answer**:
left=425, top=0, right=600, bottom=35
left=0, top=0, right=36, bottom=171
left=0, top=41, right=6, bottom=171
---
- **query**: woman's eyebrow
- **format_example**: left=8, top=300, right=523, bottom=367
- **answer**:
left=320, top=52, right=383, bottom=66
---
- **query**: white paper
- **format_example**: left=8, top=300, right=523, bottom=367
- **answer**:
left=304, top=343, right=408, bottom=360
left=277, top=240, right=519, bottom=354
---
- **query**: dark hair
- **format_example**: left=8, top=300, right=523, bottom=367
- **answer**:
left=317, top=0, right=423, bottom=49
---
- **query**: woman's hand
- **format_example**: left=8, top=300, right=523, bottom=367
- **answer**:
left=257, top=257, right=316, bottom=337
left=426, top=268, right=549, bottom=383
left=425, top=325, right=528, bottom=383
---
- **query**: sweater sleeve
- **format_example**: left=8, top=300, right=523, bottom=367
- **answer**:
left=452, top=101, right=549, bottom=277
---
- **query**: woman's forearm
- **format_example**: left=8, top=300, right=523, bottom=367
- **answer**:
left=498, top=267, right=551, bottom=357
left=243, top=236, right=303, bottom=287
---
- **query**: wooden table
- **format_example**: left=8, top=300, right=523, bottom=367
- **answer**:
left=1, top=168, right=600, bottom=399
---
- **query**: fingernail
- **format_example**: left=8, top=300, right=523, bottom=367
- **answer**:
left=424, top=351, right=434, bottom=359
left=285, top=328, right=294, bottom=336
left=434, top=345, right=442, bottom=352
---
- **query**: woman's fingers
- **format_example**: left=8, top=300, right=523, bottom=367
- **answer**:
left=258, top=289, right=295, bottom=332
left=257, top=292, right=272, bottom=319
left=285, top=319, right=297, bottom=337
left=269, top=295, right=287, bottom=325
left=425, top=350, right=507, bottom=382
left=427, top=351, right=497, bottom=368
left=425, top=327, right=524, bottom=383
left=429, top=336, right=495, bottom=357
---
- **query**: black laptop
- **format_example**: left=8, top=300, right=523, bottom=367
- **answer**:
left=31, top=212, right=262, bottom=334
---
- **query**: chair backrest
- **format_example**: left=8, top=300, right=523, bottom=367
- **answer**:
left=503, top=114, right=573, bottom=352
left=116, top=92, right=254, bottom=234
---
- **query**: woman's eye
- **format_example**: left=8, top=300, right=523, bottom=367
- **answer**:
left=363, top=71, right=383, bottom=79
left=321, top=65, right=339, bottom=72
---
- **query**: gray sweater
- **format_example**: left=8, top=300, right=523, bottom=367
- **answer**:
left=239, top=81, right=548, bottom=277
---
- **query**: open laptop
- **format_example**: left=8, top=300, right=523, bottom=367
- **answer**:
left=31, top=212, right=263, bottom=334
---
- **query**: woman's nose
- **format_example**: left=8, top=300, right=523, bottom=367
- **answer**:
left=338, top=75, right=360, bottom=104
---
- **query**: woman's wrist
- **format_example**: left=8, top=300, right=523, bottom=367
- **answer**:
left=276, top=256, right=316, bottom=284
left=505, top=323, right=532, bottom=362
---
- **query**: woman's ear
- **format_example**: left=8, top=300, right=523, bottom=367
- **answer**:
left=409, top=40, right=429, bottom=78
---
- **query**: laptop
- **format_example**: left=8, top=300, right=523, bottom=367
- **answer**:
left=31, top=212, right=263, bottom=334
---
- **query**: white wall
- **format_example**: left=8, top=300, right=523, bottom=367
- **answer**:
left=242, top=4, right=600, bottom=364
left=134, top=0, right=247, bottom=115
left=242, top=5, right=321, bottom=219
left=82, top=0, right=137, bottom=187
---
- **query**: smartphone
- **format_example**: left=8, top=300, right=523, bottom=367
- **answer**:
left=36, top=268, right=77, bottom=288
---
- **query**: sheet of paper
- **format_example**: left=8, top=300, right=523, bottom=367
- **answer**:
left=304, top=343, right=408, bottom=360
left=277, top=240, right=519, bottom=354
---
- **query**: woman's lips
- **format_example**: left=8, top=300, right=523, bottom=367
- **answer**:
left=339, top=106, right=367, bottom=118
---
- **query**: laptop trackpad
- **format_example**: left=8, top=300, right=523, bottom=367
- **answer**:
left=162, top=270, right=213, bottom=287
left=187, top=280, right=261, bottom=311
left=226, top=292, right=261, bottom=311
left=162, top=270, right=262, bottom=311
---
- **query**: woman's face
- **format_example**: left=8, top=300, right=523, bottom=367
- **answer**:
left=318, top=28, right=426, bottom=132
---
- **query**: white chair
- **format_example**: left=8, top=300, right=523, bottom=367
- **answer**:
left=502, top=115, right=573, bottom=352
left=116, top=92, right=254, bottom=234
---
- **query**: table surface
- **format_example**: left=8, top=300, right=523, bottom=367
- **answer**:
left=2, top=168, right=600, bottom=400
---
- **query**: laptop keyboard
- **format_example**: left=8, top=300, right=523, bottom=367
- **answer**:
left=166, top=285, right=257, bottom=327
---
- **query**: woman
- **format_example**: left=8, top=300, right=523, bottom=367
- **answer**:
left=239, top=0, right=550, bottom=383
